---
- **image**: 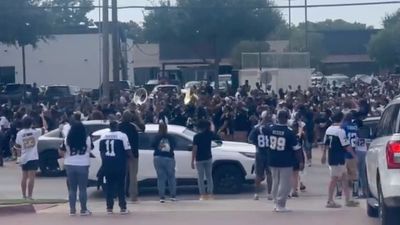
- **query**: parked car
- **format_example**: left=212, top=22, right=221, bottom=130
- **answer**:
left=144, top=79, right=160, bottom=93
left=365, top=100, right=400, bottom=225
left=0, top=83, right=32, bottom=104
left=149, top=84, right=181, bottom=100
left=42, top=85, right=79, bottom=107
left=89, top=124, right=256, bottom=194
left=37, top=120, right=109, bottom=176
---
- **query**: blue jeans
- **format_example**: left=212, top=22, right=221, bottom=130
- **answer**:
left=153, top=157, right=176, bottom=199
left=65, top=165, right=89, bottom=213
left=196, top=159, right=213, bottom=195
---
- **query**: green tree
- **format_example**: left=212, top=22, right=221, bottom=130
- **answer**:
left=121, top=21, right=145, bottom=43
left=41, top=0, right=94, bottom=27
left=143, top=0, right=283, bottom=87
left=290, top=19, right=369, bottom=67
left=0, top=0, right=52, bottom=46
left=369, top=10, right=400, bottom=68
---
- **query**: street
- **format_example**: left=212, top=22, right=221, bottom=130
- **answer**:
left=0, top=149, right=380, bottom=225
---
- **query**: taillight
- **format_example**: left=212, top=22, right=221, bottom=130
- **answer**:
left=386, top=141, right=400, bottom=169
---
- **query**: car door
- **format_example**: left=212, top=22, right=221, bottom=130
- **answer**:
left=367, top=104, right=400, bottom=197
left=137, top=132, right=158, bottom=181
left=171, top=133, right=198, bottom=178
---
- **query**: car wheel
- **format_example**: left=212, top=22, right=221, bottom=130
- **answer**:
left=378, top=182, right=399, bottom=225
left=213, top=164, right=244, bottom=194
left=39, top=149, right=63, bottom=177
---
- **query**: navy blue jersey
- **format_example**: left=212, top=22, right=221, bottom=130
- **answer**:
left=324, top=125, right=350, bottom=166
left=266, top=124, right=301, bottom=167
left=342, top=121, right=358, bottom=159
left=248, top=123, right=272, bottom=154
left=99, top=131, right=131, bottom=172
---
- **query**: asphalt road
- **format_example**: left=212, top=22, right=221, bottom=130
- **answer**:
left=0, top=148, right=380, bottom=225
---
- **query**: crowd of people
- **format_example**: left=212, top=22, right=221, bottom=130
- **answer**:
left=1, top=73, right=400, bottom=215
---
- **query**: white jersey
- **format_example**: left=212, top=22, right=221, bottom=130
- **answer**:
left=16, top=128, right=42, bottom=165
left=62, top=136, right=93, bottom=166
left=0, top=116, right=10, bottom=130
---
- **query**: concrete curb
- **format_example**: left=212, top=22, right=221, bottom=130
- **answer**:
left=0, top=204, right=36, bottom=215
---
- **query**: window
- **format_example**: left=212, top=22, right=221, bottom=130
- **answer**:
left=376, top=104, right=400, bottom=137
left=172, top=135, right=191, bottom=151
left=138, top=133, right=191, bottom=151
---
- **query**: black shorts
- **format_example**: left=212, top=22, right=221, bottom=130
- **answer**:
left=255, top=152, right=270, bottom=179
left=22, top=160, right=39, bottom=171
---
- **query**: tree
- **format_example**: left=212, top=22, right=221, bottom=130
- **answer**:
left=121, top=21, right=145, bottom=43
left=41, top=0, right=94, bottom=27
left=143, top=0, right=283, bottom=88
left=289, top=19, right=369, bottom=67
left=0, top=0, right=52, bottom=46
left=369, top=10, right=400, bottom=68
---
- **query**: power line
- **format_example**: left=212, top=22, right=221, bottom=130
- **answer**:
left=4, top=1, right=400, bottom=10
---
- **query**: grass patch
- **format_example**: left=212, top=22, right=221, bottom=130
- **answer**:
left=0, top=199, right=67, bottom=206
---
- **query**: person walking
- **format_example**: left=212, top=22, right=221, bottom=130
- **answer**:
left=322, top=112, right=359, bottom=208
left=59, top=121, right=93, bottom=216
left=152, top=121, right=177, bottom=203
left=14, top=117, right=44, bottom=200
left=99, top=121, right=133, bottom=215
left=268, top=110, right=304, bottom=212
left=119, top=111, right=140, bottom=202
left=192, top=120, right=221, bottom=200
left=248, top=110, right=273, bottom=201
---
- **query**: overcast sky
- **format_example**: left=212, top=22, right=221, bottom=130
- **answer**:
left=87, top=0, right=399, bottom=28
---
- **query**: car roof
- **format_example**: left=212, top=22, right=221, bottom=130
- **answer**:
left=82, top=120, right=110, bottom=125
left=92, top=124, right=187, bottom=136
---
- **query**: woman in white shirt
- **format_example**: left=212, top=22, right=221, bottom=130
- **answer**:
left=59, top=121, right=93, bottom=216
left=15, top=117, right=44, bottom=200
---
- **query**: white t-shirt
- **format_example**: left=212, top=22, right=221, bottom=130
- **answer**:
left=60, top=123, right=71, bottom=138
left=16, top=128, right=42, bottom=165
left=62, top=136, right=93, bottom=166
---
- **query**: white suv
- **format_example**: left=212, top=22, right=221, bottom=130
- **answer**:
left=366, top=101, right=400, bottom=225
left=89, top=124, right=256, bottom=194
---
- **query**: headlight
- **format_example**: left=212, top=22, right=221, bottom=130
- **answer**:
left=240, top=152, right=256, bottom=159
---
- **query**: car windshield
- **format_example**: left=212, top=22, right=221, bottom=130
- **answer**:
left=185, top=82, right=201, bottom=89
left=157, top=86, right=178, bottom=93
left=46, top=86, right=70, bottom=96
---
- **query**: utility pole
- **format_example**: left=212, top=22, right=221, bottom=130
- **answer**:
left=102, top=0, right=110, bottom=102
left=288, top=0, right=292, bottom=51
left=305, top=0, right=309, bottom=51
left=111, top=0, right=120, bottom=98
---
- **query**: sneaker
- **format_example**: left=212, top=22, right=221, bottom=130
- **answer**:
left=326, top=201, right=342, bottom=208
left=80, top=210, right=92, bottom=216
left=275, top=207, right=292, bottom=213
left=120, top=209, right=130, bottom=215
left=199, top=195, right=206, bottom=201
left=69, top=211, right=77, bottom=216
left=307, top=159, right=312, bottom=167
left=160, top=198, right=165, bottom=203
left=267, top=194, right=273, bottom=201
left=107, top=209, right=113, bottom=215
left=253, top=194, right=259, bottom=200
left=336, top=191, right=342, bottom=199
left=300, top=183, right=306, bottom=192
left=291, top=192, right=299, bottom=198
left=345, top=200, right=360, bottom=207
left=170, top=198, right=177, bottom=202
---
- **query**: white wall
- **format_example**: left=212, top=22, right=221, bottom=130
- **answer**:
left=0, top=33, right=134, bottom=90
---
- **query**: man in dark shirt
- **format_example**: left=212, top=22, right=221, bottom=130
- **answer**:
left=192, top=120, right=221, bottom=200
left=248, top=110, right=273, bottom=201
left=268, top=110, right=303, bottom=212
left=100, top=121, right=133, bottom=214
left=322, top=112, right=359, bottom=208
left=119, top=110, right=139, bottom=202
